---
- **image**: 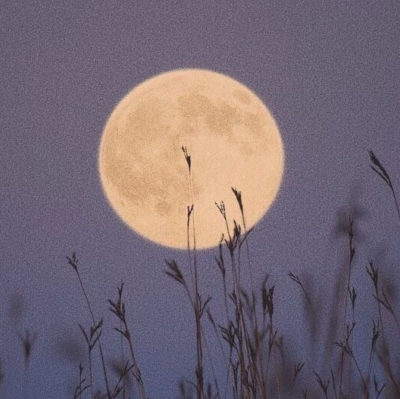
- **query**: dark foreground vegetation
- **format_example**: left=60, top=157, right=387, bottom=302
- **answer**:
left=2, top=149, right=400, bottom=399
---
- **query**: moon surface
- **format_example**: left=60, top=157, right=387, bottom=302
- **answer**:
left=98, top=69, right=284, bottom=249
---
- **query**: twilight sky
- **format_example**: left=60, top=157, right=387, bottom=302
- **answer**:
left=1, top=2, right=400, bottom=398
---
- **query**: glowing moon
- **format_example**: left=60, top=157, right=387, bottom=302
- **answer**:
left=99, top=69, right=284, bottom=249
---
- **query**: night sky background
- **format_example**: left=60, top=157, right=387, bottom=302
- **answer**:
left=1, top=2, right=400, bottom=398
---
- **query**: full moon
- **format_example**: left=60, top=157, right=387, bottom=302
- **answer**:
left=99, top=69, right=284, bottom=249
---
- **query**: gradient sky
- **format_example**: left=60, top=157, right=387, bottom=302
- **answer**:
left=1, top=2, right=400, bottom=398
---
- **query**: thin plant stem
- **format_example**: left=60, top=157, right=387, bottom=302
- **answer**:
left=182, top=146, right=204, bottom=399
left=234, top=188, right=266, bottom=398
left=339, top=218, right=355, bottom=396
left=202, top=325, right=221, bottom=399
left=69, top=259, right=112, bottom=399
left=88, top=351, right=94, bottom=399
left=390, top=186, right=400, bottom=221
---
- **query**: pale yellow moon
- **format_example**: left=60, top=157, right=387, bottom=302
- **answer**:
left=98, top=69, right=284, bottom=249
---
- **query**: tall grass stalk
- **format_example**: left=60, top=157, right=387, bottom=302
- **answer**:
left=78, top=321, right=102, bottom=399
left=23, top=148, right=395, bottom=398
left=108, top=283, right=146, bottom=399
left=338, top=217, right=356, bottom=396
left=182, top=146, right=204, bottom=399
left=66, top=253, right=112, bottom=398
left=216, top=201, right=251, bottom=398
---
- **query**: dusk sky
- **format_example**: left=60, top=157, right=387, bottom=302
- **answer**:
left=1, top=2, right=400, bottom=398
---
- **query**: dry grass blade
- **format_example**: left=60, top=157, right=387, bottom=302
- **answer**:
left=198, top=294, right=212, bottom=318
left=290, top=362, right=305, bottom=398
left=110, top=361, right=134, bottom=398
left=369, top=149, right=400, bottom=220
left=182, top=146, right=191, bottom=171
left=74, top=364, right=90, bottom=399
left=371, top=319, right=380, bottom=353
left=293, top=362, right=304, bottom=382
left=231, top=187, right=243, bottom=214
left=313, top=371, right=329, bottom=399
left=218, top=322, right=237, bottom=351
left=66, top=252, right=79, bottom=273
left=288, top=272, right=311, bottom=305
left=214, top=242, right=226, bottom=278
left=367, top=261, right=379, bottom=291
left=262, top=285, right=275, bottom=322
left=349, top=286, right=357, bottom=312
left=373, top=375, right=385, bottom=398
left=369, top=150, right=392, bottom=187
left=165, top=259, right=186, bottom=287
left=79, top=320, right=103, bottom=351
left=373, top=290, right=392, bottom=312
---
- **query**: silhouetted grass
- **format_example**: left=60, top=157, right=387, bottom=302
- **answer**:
left=1, top=149, right=400, bottom=398
left=163, top=149, right=400, bottom=399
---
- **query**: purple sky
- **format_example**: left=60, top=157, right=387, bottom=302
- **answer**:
left=1, top=2, right=400, bottom=398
